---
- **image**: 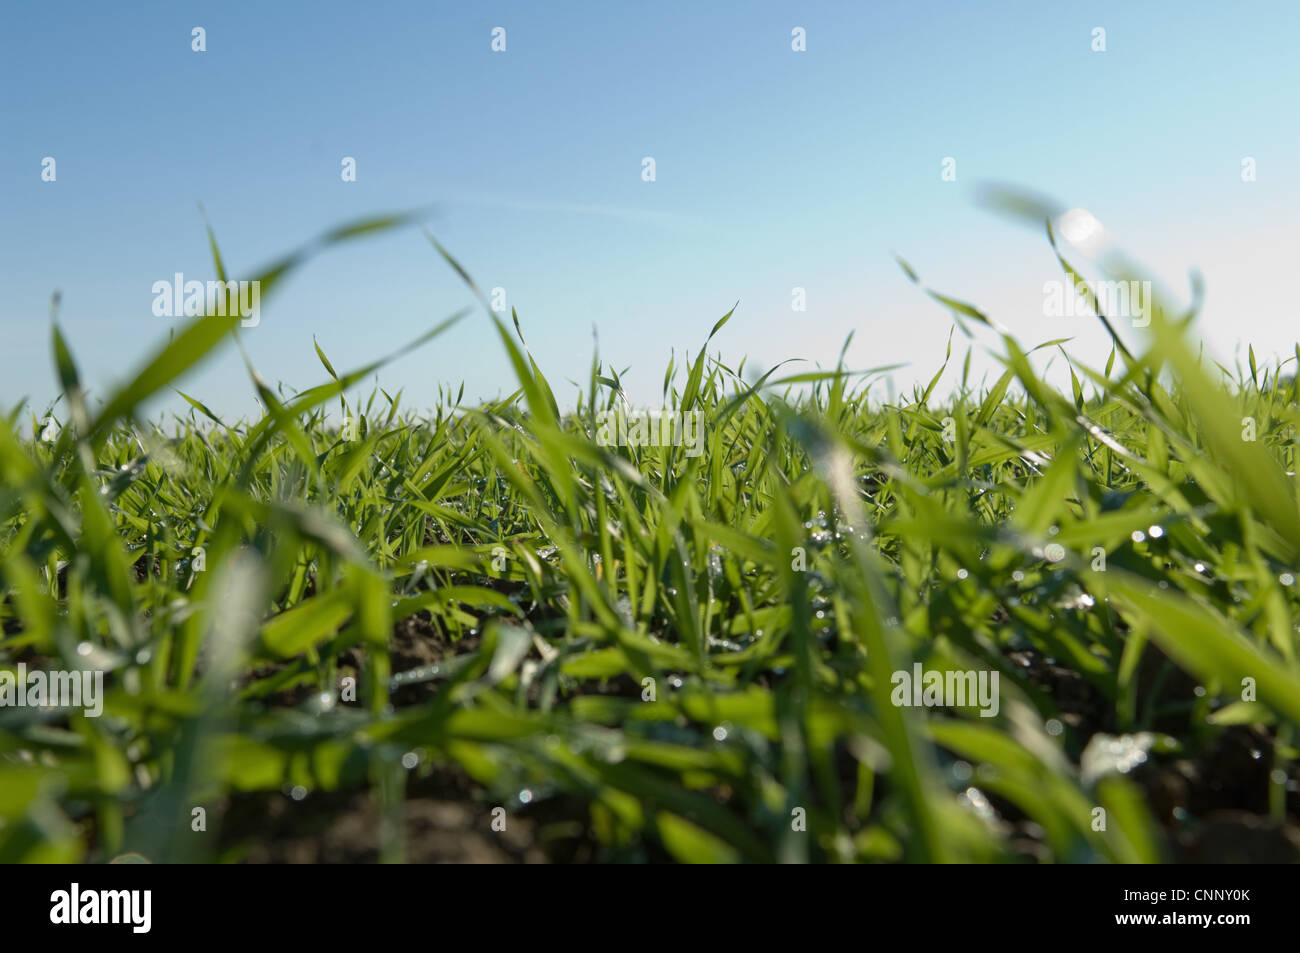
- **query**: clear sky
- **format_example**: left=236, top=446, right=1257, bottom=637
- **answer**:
left=3, top=0, right=1298, bottom=421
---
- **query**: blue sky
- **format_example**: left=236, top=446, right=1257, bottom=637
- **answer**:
left=3, top=0, right=1298, bottom=421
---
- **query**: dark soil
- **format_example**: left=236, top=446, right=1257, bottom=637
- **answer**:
left=219, top=788, right=545, bottom=863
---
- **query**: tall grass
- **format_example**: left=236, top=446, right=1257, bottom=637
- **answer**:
left=2, top=207, right=1297, bottom=863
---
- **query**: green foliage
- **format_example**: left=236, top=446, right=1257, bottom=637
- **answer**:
left=2, top=213, right=1298, bottom=864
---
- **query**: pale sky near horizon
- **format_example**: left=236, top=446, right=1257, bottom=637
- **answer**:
left=3, top=1, right=1298, bottom=422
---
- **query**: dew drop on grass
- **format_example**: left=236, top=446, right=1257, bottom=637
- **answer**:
left=1080, top=732, right=1157, bottom=786
left=959, top=786, right=998, bottom=824
left=518, top=789, right=533, bottom=804
left=1281, top=573, right=1295, bottom=586
left=1131, top=530, right=1146, bottom=543
left=401, top=751, right=419, bottom=769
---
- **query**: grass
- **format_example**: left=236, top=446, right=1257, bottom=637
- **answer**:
left=2, top=206, right=1299, bottom=863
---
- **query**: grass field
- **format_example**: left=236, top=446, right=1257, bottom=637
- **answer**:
left=3, top=209, right=1299, bottom=864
